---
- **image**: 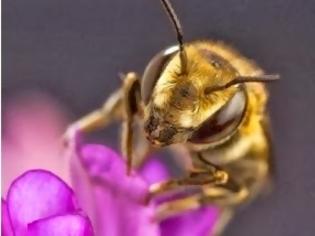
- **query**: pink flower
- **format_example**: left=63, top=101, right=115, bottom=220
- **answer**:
left=69, top=132, right=220, bottom=236
left=2, top=91, right=221, bottom=235
left=2, top=170, right=93, bottom=236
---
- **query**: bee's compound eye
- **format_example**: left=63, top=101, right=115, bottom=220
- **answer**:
left=141, top=45, right=179, bottom=104
left=189, top=89, right=247, bottom=144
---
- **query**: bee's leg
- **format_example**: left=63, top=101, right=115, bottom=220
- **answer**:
left=65, top=88, right=123, bottom=135
left=65, top=72, right=148, bottom=171
left=120, top=72, right=142, bottom=174
left=212, top=208, right=234, bottom=236
left=154, top=186, right=245, bottom=236
left=149, top=164, right=228, bottom=197
left=152, top=172, right=248, bottom=220
left=64, top=72, right=139, bottom=136
left=154, top=190, right=245, bottom=236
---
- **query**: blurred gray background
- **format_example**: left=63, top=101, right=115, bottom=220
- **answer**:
left=3, top=0, right=315, bottom=235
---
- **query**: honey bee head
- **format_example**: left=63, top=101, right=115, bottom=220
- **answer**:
left=142, top=44, right=248, bottom=146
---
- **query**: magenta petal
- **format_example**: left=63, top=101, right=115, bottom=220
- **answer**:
left=70, top=140, right=160, bottom=236
left=27, top=213, right=93, bottom=236
left=139, top=157, right=170, bottom=185
left=2, top=199, right=13, bottom=236
left=7, top=170, right=78, bottom=235
left=79, top=144, right=149, bottom=203
left=160, top=206, right=221, bottom=236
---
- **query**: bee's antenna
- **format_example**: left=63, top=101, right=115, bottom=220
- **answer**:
left=159, top=0, right=187, bottom=74
left=205, top=74, right=280, bottom=94
left=227, top=74, right=280, bottom=87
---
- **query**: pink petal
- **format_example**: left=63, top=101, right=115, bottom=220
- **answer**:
left=7, top=170, right=78, bottom=235
left=27, top=213, right=93, bottom=236
left=139, top=157, right=170, bottom=185
left=2, top=199, right=13, bottom=236
left=2, top=92, right=71, bottom=195
left=160, top=206, right=221, bottom=236
left=69, top=135, right=160, bottom=236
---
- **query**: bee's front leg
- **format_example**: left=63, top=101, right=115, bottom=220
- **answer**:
left=65, top=72, right=142, bottom=136
left=65, top=72, right=151, bottom=172
left=64, top=86, right=124, bottom=137
left=120, top=72, right=142, bottom=174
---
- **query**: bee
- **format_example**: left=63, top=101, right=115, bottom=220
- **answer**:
left=67, top=0, right=279, bottom=234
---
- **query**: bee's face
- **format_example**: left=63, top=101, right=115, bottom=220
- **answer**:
left=142, top=44, right=247, bottom=146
